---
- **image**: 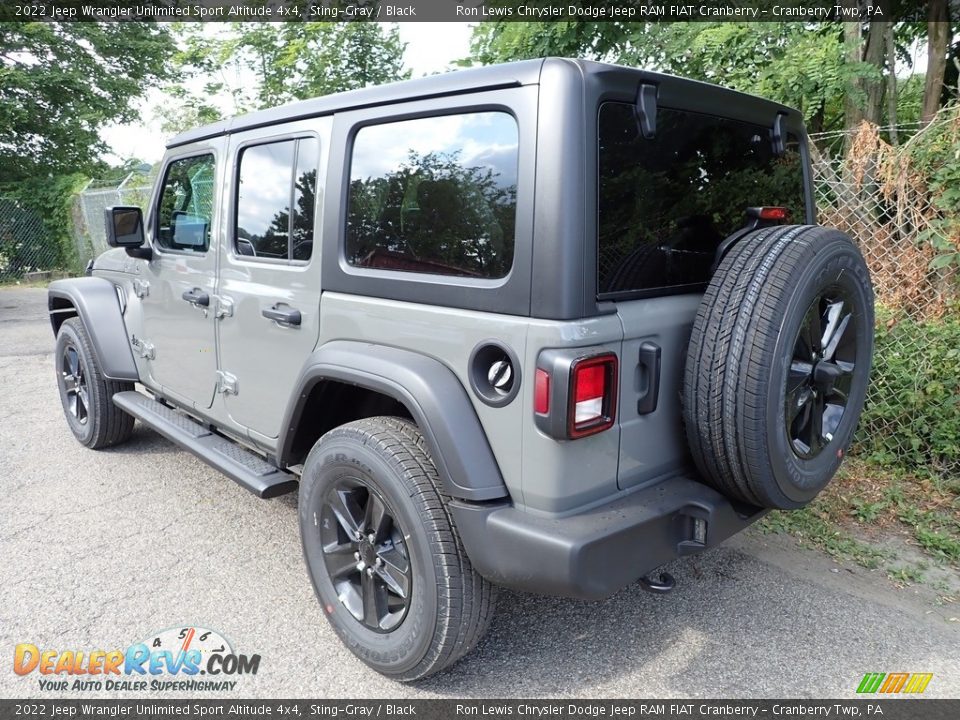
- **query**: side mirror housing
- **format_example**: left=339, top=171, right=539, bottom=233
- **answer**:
left=104, top=206, right=144, bottom=247
left=104, top=206, right=151, bottom=260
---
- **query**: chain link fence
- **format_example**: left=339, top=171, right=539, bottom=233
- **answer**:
left=0, top=196, right=60, bottom=283
left=72, top=171, right=155, bottom=269
left=810, top=112, right=960, bottom=476
left=0, top=171, right=155, bottom=283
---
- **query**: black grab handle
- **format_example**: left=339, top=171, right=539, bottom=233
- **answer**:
left=181, top=288, right=210, bottom=307
left=262, top=304, right=301, bottom=326
left=637, top=341, right=661, bottom=415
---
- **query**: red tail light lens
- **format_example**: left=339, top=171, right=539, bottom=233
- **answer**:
left=568, top=353, right=618, bottom=438
left=534, top=368, right=551, bottom=415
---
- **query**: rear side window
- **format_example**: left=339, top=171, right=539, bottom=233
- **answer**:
left=235, top=137, right=319, bottom=261
left=156, top=154, right=216, bottom=252
left=346, top=112, right=518, bottom=279
left=597, top=102, right=806, bottom=296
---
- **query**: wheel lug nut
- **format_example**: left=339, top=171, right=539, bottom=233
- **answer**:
left=366, top=567, right=375, bottom=577
left=375, top=557, right=384, bottom=568
left=367, top=533, right=376, bottom=543
left=357, top=561, right=366, bottom=572
left=354, top=552, right=361, bottom=561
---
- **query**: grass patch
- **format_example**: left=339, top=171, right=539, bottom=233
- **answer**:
left=887, top=564, right=926, bottom=585
left=760, top=507, right=890, bottom=569
left=760, top=458, right=960, bottom=577
left=0, top=278, right=53, bottom=289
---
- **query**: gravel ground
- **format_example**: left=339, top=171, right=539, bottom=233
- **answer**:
left=1, top=286, right=958, bottom=699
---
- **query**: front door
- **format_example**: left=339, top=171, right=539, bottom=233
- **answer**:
left=139, top=145, right=223, bottom=409
left=216, top=121, right=328, bottom=442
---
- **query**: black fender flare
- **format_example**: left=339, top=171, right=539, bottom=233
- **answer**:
left=278, top=340, right=509, bottom=502
left=47, top=277, right=139, bottom=382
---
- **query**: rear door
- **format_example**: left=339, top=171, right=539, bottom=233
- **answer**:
left=216, top=119, right=330, bottom=444
left=596, top=101, right=809, bottom=490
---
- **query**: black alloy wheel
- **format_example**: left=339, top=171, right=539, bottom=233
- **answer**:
left=786, top=289, right=858, bottom=459
left=320, top=478, right=412, bottom=632
left=61, top=343, right=90, bottom=425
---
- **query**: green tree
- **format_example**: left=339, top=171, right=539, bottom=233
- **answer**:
left=163, top=22, right=410, bottom=128
left=469, top=22, right=866, bottom=133
left=0, top=22, right=172, bottom=186
left=466, top=19, right=957, bottom=137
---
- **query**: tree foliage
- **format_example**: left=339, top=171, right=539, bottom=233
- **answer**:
left=160, top=22, right=410, bottom=134
left=0, top=22, right=172, bottom=186
left=468, top=19, right=958, bottom=138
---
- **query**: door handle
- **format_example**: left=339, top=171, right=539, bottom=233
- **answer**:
left=637, top=341, right=661, bottom=415
left=182, top=288, right=210, bottom=307
left=262, top=303, right=301, bottom=326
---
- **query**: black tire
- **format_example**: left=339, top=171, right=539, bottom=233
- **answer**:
left=55, top=317, right=135, bottom=449
left=683, top=225, right=874, bottom=510
left=298, top=417, right=496, bottom=681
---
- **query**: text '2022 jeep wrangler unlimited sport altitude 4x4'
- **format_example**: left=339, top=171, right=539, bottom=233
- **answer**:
left=48, top=59, right=874, bottom=681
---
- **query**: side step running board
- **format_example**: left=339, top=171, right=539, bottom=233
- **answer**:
left=113, top=391, right=298, bottom=499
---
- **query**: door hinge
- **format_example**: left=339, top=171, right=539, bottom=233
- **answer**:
left=133, top=279, right=150, bottom=299
left=215, top=295, right=234, bottom=320
left=216, top=370, right=238, bottom=395
left=130, top=335, right=155, bottom=360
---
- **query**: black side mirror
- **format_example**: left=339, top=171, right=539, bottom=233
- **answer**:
left=104, top=206, right=151, bottom=259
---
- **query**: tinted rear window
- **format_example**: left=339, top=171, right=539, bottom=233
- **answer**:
left=597, top=102, right=806, bottom=296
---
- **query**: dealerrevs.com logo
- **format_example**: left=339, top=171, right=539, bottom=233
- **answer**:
left=13, top=626, right=260, bottom=692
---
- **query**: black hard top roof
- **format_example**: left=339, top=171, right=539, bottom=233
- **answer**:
left=167, top=58, right=546, bottom=148
left=167, top=58, right=798, bottom=149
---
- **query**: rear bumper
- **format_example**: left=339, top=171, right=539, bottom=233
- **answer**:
left=450, top=475, right=765, bottom=600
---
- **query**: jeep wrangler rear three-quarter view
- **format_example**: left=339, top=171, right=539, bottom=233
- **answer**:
left=47, top=59, right=874, bottom=681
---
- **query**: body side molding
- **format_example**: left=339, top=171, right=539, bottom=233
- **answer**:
left=278, top=341, right=509, bottom=502
left=47, top=277, right=139, bottom=382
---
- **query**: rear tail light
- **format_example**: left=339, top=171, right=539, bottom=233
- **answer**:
left=534, top=348, right=619, bottom=440
left=568, top=353, right=618, bottom=438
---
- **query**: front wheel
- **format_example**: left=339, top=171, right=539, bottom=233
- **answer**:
left=55, top=317, right=135, bottom=449
left=299, top=417, right=496, bottom=681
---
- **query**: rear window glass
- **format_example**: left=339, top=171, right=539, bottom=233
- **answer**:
left=597, top=102, right=806, bottom=296
left=346, top=112, right=518, bottom=280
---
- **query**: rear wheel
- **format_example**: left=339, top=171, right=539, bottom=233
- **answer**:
left=55, top=317, right=135, bottom=449
left=299, top=416, right=496, bottom=681
left=683, top=225, right=874, bottom=510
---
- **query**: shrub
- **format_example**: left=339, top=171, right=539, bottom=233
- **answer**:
left=856, top=306, right=960, bottom=473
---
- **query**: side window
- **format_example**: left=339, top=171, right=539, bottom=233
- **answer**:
left=235, top=137, right=319, bottom=261
left=156, top=154, right=216, bottom=252
left=346, top=112, right=518, bottom=279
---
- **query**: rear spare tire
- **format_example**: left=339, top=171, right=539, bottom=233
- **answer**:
left=683, top=225, right=874, bottom=510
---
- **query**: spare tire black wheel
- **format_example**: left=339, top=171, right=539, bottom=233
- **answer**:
left=683, top=225, right=874, bottom=510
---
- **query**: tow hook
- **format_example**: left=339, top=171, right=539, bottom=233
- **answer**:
left=638, top=571, right=676, bottom=594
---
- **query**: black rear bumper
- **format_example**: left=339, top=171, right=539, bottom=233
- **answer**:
left=450, top=475, right=765, bottom=600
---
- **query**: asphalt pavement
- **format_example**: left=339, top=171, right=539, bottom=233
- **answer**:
left=1, top=286, right=958, bottom=699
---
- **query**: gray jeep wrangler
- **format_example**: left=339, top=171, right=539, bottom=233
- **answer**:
left=48, top=59, right=874, bottom=681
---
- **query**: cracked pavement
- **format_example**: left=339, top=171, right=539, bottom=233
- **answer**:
left=1, top=286, right=958, bottom=699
